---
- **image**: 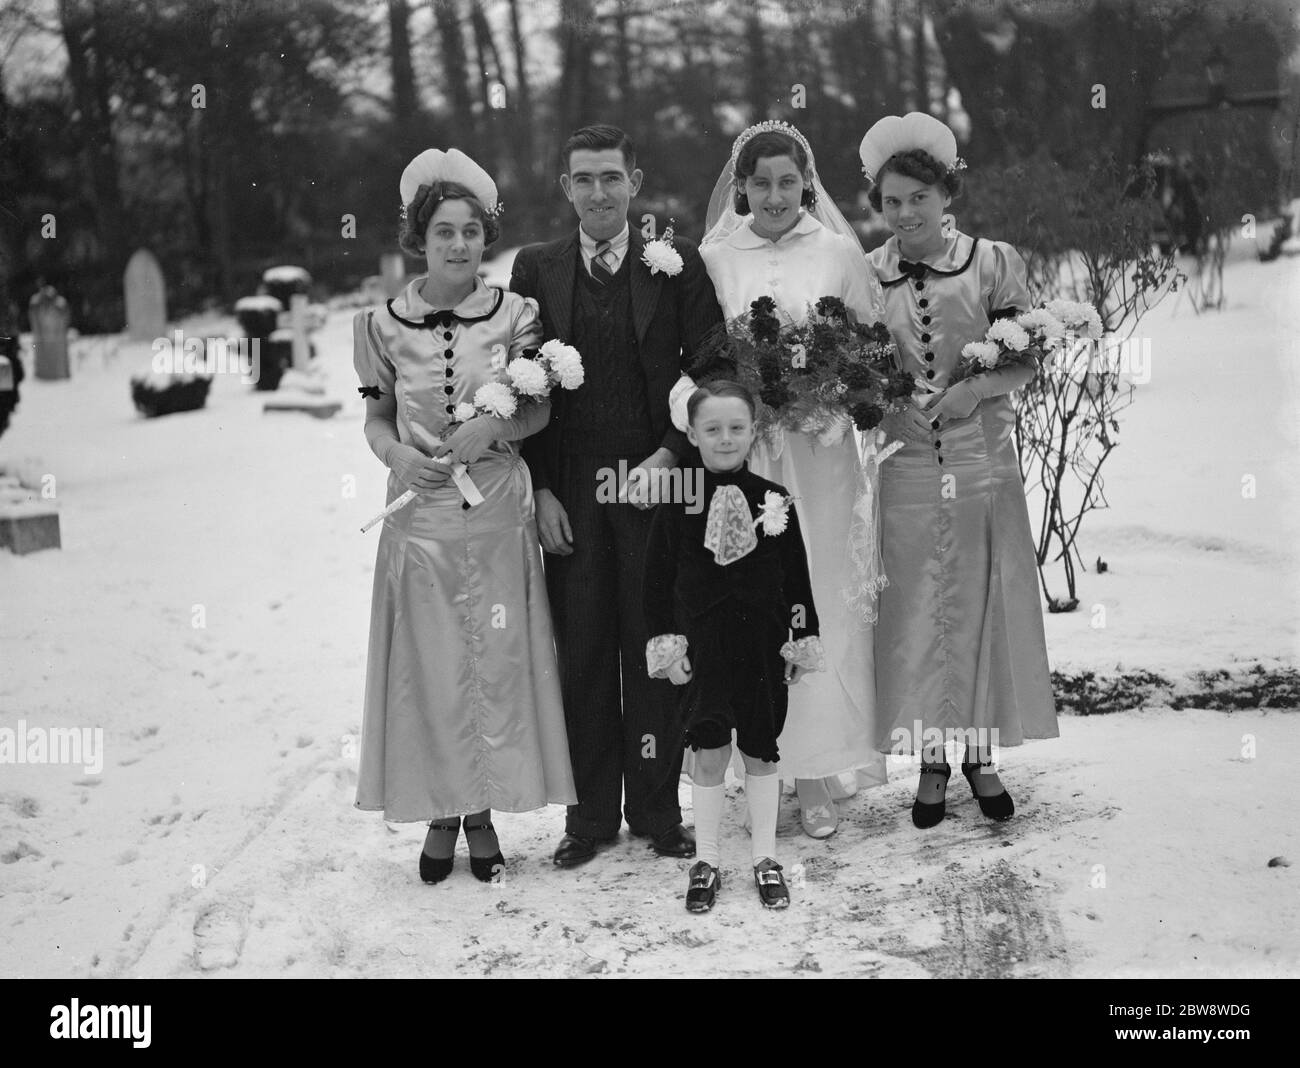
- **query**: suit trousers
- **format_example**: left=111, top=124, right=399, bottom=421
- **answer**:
left=545, top=452, right=686, bottom=838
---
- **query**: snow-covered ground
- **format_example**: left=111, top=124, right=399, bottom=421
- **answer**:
left=1, top=251, right=1296, bottom=978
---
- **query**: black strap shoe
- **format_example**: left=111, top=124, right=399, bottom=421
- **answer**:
left=419, top=818, right=461, bottom=884
left=685, top=861, right=721, bottom=912
left=463, top=818, right=505, bottom=882
left=911, top=761, right=951, bottom=829
left=962, top=761, right=1015, bottom=821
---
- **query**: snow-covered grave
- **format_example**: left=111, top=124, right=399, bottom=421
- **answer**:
left=0, top=248, right=1296, bottom=978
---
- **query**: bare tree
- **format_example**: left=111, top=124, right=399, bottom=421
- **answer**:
left=912, top=0, right=928, bottom=113
left=744, top=6, right=768, bottom=120
left=612, top=0, right=633, bottom=128
left=553, top=0, right=596, bottom=177
left=58, top=0, right=126, bottom=272
left=506, top=0, right=536, bottom=195
left=388, top=0, right=418, bottom=133
left=432, top=0, right=476, bottom=145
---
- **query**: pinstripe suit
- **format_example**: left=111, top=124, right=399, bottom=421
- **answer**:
left=511, top=227, right=724, bottom=838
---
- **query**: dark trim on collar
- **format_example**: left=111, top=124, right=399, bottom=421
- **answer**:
left=880, top=237, right=980, bottom=289
left=385, top=286, right=505, bottom=328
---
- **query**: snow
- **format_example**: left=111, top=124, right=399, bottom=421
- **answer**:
left=0, top=252, right=1296, bottom=978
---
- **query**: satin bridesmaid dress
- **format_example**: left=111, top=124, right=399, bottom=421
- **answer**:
left=353, top=276, right=577, bottom=822
left=868, top=231, right=1058, bottom=752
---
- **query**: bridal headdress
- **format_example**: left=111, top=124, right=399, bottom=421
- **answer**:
left=703, top=119, right=859, bottom=250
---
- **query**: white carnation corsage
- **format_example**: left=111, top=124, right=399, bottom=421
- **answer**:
left=641, top=226, right=684, bottom=277
left=754, top=491, right=794, bottom=536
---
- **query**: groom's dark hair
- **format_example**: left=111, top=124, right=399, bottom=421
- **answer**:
left=562, top=125, right=636, bottom=174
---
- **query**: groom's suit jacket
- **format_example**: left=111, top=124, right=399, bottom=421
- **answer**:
left=509, top=226, right=723, bottom=493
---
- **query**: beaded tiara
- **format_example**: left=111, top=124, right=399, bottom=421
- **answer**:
left=730, top=120, right=816, bottom=170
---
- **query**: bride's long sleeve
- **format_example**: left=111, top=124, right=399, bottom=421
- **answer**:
left=837, top=235, right=886, bottom=324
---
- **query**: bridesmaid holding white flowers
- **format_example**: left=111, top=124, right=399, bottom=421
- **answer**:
left=859, top=113, right=1058, bottom=830
left=353, top=148, right=576, bottom=884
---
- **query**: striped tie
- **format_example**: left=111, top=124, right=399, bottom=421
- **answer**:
left=590, top=239, right=616, bottom=284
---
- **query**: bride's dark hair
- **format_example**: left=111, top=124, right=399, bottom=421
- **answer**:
left=734, top=131, right=815, bottom=215
left=867, top=149, right=963, bottom=212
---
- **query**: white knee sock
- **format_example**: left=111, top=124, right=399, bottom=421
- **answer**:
left=692, top=782, right=725, bottom=867
left=746, top=772, right=780, bottom=866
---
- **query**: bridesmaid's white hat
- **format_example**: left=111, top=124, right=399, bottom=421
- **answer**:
left=400, top=148, right=500, bottom=215
left=859, top=112, right=961, bottom=182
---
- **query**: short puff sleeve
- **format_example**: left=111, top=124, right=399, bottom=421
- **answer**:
left=506, top=294, right=544, bottom=362
left=352, top=310, right=397, bottom=399
left=984, top=240, right=1032, bottom=321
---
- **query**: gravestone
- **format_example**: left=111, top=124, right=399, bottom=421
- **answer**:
left=124, top=249, right=167, bottom=341
left=30, top=286, right=70, bottom=381
left=262, top=266, right=312, bottom=311
left=289, top=294, right=310, bottom=371
left=0, top=476, right=60, bottom=554
left=380, top=253, right=406, bottom=298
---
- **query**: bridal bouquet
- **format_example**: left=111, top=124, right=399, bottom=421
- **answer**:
left=688, top=295, right=913, bottom=450
left=361, top=340, right=584, bottom=532
left=951, top=299, right=1102, bottom=384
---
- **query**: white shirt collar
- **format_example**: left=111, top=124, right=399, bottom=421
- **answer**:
left=579, top=222, right=630, bottom=259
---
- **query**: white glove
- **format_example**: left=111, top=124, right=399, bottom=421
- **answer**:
left=668, top=374, right=697, bottom=434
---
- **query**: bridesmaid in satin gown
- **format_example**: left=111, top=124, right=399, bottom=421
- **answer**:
left=861, top=114, right=1058, bottom=829
left=354, top=150, right=576, bottom=883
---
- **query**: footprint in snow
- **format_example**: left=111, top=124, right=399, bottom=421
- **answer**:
left=193, top=900, right=250, bottom=972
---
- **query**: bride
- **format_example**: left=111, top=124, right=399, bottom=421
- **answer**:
left=670, top=120, right=888, bottom=839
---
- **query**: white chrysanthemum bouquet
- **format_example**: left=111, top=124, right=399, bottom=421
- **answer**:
left=361, top=339, right=584, bottom=532
left=471, top=339, right=585, bottom=418
left=953, top=299, right=1102, bottom=384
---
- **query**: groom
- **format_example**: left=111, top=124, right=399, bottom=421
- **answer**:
left=511, top=124, right=724, bottom=868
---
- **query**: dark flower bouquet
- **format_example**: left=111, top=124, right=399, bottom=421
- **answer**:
left=688, top=295, right=913, bottom=448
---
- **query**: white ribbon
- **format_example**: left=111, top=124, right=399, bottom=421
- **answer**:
left=359, top=455, right=483, bottom=533
left=841, top=428, right=903, bottom=621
